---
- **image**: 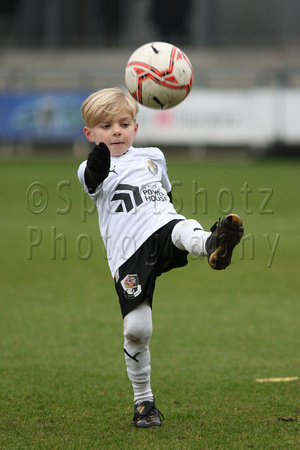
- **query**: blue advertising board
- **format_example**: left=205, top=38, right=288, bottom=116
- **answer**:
left=0, top=91, right=91, bottom=142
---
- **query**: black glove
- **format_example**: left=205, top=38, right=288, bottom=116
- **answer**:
left=84, top=142, right=111, bottom=193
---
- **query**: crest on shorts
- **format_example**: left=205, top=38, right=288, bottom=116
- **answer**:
left=146, top=159, right=158, bottom=177
left=121, top=274, right=142, bottom=299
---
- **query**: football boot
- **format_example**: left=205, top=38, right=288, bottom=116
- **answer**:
left=205, top=214, right=244, bottom=270
left=133, top=400, right=164, bottom=428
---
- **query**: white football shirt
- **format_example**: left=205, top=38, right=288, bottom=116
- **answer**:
left=78, top=146, right=185, bottom=277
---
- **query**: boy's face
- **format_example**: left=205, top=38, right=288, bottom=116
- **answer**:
left=84, top=110, right=138, bottom=156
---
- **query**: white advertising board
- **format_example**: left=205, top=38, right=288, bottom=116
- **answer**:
left=134, top=88, right=300, bottom=147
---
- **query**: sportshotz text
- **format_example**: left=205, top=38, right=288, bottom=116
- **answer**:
left=26, top=180, right=279, bottom=267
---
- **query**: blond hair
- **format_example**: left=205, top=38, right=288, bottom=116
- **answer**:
left=81, top=87, right=139, bottom=128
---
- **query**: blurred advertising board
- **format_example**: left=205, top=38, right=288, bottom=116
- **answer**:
left=0, top=91, right=87, bottom=142
left=0, top=89, right=300, bottom=147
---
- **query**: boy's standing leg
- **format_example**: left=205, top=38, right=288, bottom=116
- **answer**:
left=123, top=299, right=153, bottom=404
left=123, top=299, right=164, bottom=428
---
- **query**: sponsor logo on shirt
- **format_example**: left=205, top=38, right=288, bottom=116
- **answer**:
left=142, top=183, right=168, bottom=203
left=111, top=183, right=168, bottom=212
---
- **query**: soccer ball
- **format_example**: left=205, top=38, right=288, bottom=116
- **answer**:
left=125, top=41, right=193, bottom=110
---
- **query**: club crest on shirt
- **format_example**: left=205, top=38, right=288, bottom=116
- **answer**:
left=121, top=274, right=142, bottom=299
left=146, top=159, right=158, bottom=177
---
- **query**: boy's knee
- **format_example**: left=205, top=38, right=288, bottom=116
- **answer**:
left=124, top=320, right=153, bottom=344
left=123, top=300, right=153, bottom=348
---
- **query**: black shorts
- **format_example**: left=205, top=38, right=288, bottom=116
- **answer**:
left=114, top=219, right=188, bottom=318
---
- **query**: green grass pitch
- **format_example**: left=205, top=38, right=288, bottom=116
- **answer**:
left=0, top=156, right=299, bottom=448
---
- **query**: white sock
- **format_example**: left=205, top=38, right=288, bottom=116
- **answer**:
left=123, top=300, right=154, bottom=404
left=171, top=219, right=211, bottom=256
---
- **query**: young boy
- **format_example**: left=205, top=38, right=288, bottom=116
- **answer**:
left=78, top=87, right=244, bottom=428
